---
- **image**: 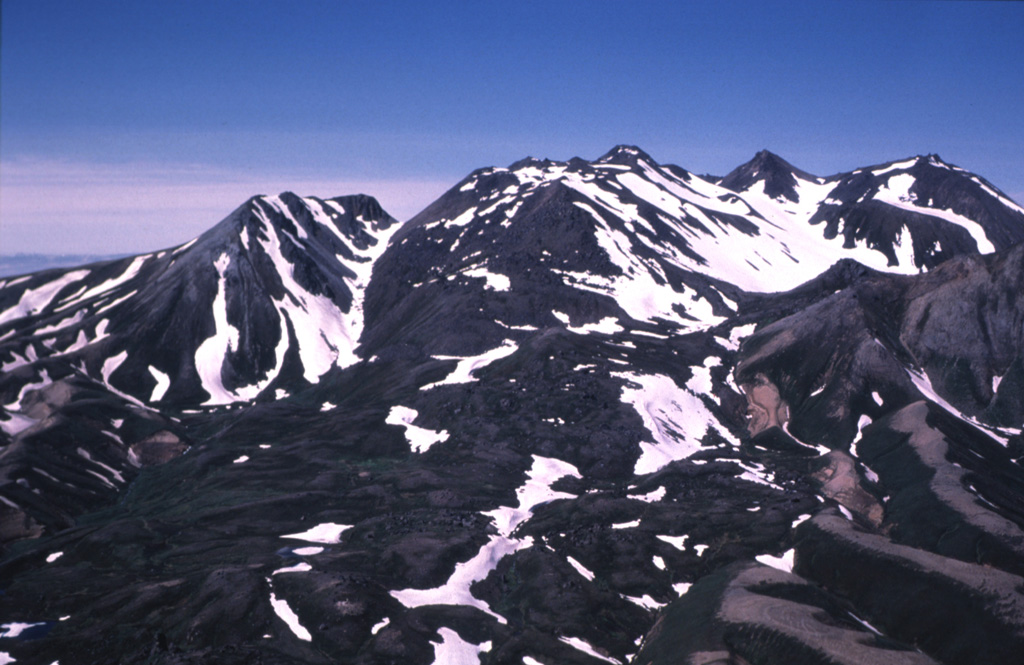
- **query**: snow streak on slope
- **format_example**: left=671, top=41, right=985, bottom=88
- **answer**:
left=268, top=590, right=312, bottom=641
left=0, top=271, right=90, bottom=325
left=907, top=368, right=1019, bottom=446
left=872, top=171, right=995, bottom=253
left=187, top=194, right=397, bottom=404
left=733, top=177, right=922, bottom=277
left=555, top=201, right=726, bottom=329
left=252, top=198, right=379, bottom=381
left=422, top=341, right=518, bottom=390
left=70, top=256, right=149, bottom=305
left=195, top=253, right=247, bottom=404
left=390, top=456, right=580, bottom=623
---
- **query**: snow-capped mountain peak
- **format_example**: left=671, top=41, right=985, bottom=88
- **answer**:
left=0, top=193, right=399, bottom=409
left=719, top=149, right=824, bottom=204
left=401, top=147, right=1024, bottom=312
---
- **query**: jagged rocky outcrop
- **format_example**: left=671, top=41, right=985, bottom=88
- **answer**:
left=0, top=147, right=1022, bottom=665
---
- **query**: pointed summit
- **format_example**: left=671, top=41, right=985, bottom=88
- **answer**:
left=596, top=144, right=655, bottom=166
left=719, top=150, right=818, bottom=203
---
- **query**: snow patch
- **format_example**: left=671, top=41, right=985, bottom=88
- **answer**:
left=685, top=356, right=720, bottom=400
left=148, top=366, right=170, bottom=402
left=850, top=414, right=873, bottom=457
left=656, top=534, right=688, bottom=551
left=273, top=562, right=312, bottom=575
left=76, top=446, right=124, bottom=481
left=463, top=266, right=511, bottom=292
left=386, top=406, right=449, bottom=453
left=567, top=556, right=595, bottom=581
left=0, top=270, right=90, bottom=325
left=756, top=548, right=795, bottom=573
left=553, top=311, right=624, bottom=335
left=268, top=590, right=311, bottom=641
left=612, top=371, right=738, bottom=475
left=630, top=486, right=666, bottom=503
left=73, top=256, right=148, bottom=304
left=719, top=323, right=756, bottom=351
left=281, top=522, right=352, bottom=544
left=423, top=340, right=518, bottom=390
left=621, top=594, right=665, bottom=611
left=431, top=627, right=491, bottom=665
left=874, top=176, right=995, bottom=253
left=1, top=622, right=46, bottom=638
left=194, top=254, right=248, bottom=404
left=792, top=514, right=812, bottom=528
left=0, top=412, right=37, bottom=437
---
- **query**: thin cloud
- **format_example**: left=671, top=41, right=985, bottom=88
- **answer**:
left=0, top=159, right=451, bottom=255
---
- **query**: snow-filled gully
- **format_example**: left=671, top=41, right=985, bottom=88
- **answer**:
left=390, top=456, right=580, bottom=624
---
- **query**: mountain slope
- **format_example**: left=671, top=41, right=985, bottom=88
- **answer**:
left=723, top=151, right=1024, bottom=272
left=0, top=193, right=397, bottom=408
left=1, top=147, right=1023, bottom=665
left=0, top=193, right=396, bottom=546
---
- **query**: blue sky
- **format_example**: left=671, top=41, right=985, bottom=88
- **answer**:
left=2, top=0, right=1023, bottom=255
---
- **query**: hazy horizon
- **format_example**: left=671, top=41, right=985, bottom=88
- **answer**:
left=3, top=0, right=1023, bottom=256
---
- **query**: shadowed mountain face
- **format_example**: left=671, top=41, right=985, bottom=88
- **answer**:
left=1, top=148, right=1023, bottom=665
